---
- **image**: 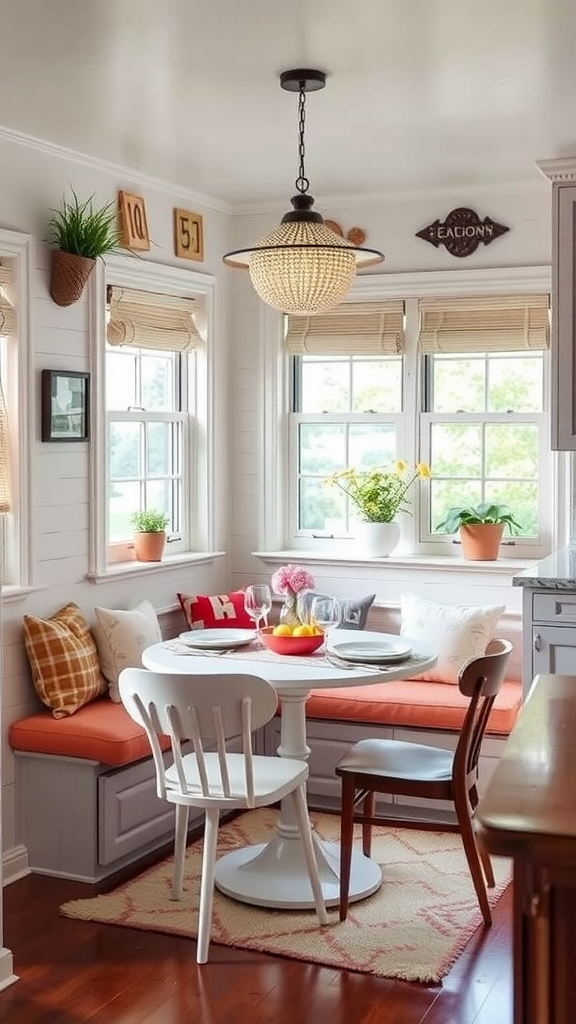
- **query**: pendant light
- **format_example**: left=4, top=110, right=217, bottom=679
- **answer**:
left=223, top=69, right=385, bottom=315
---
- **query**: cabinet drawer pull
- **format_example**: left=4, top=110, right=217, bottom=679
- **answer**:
left=533, top=632, right=541, bottom=652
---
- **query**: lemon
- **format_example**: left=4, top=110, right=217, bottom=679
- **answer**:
left=272, top=624, right=293, bottom=637
left=292, top=624, right=314, bottom=637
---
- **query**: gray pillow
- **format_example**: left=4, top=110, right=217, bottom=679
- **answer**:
left=297, top=591, right=376, bottom=630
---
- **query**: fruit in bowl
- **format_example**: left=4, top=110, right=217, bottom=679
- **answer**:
left=260, top=624, right=324, bottom=656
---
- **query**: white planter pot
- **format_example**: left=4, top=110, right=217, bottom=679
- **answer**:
left=356, top=521, right=400, bottom=557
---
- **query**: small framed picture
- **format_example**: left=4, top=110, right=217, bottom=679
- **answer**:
left=41, top=370, right=90, bottom=442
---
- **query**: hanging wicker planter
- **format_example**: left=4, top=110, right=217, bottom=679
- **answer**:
left=49, top=249, right=96, bottom=307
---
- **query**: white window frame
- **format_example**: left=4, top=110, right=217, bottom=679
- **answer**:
left=88, top=254, right=217, bottom=579
left=261, top=264, right=564, bottom=562
left=0, top=228, right=33, bottom=597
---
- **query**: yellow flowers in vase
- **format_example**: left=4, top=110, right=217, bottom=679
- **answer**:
left=326, top=461, right=431, bottom=523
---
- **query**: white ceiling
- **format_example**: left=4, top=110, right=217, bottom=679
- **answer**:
left=1, top=0, right=575, bottom=208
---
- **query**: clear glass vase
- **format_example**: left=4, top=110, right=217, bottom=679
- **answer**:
left=279, top=592, right=302, bottom=628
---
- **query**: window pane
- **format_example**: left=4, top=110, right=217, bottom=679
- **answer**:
left=485, top=423, right=539, bottom=479
left=106, top=351, right=136, bottom=409
left=488, top=355, right=543, bottom=412
left=299, top=477, right=344, bottom=532
left=301, top=359, right=350, bottom=412
left=109, top=421, right=141, bottom=478
left=431, top=422, right=482, bottom=476
left=147, top=422, right=174, bottom=476
left=431, top=479, right=482, bottom=532
left=141, top=353, right=175, bottom=411
left=351, top=359, right=402, bottom=413
left=349, top=424, right=396, bottom=468
left=432, top=355, right=485, bottom=412
left=484, top=481, right=538, bottom=536
left=299, top=423, right=346, bottom=474
left=109, top=480, right=141, bottom=541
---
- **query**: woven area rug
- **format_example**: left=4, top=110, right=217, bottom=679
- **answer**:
left=60, top=808, right=511, bottom=983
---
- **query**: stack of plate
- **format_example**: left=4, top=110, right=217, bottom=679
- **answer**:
left=329, top=639, right=412, bottom=664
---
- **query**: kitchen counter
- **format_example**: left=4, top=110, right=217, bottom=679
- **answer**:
left=512, top=546, right=576, bottom=588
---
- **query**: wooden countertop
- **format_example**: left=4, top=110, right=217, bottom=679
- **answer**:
left=476, top=674, right=576, bottom=863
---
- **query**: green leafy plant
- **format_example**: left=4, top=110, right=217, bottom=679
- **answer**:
left=436, top=502, right=523, bottom=535
left=130, top=509, right=169, bottom=533
left=47, top=188, right=123, bottom=259
left=326, top=461, right=431, bottom=523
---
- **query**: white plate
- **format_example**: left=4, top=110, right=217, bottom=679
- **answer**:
left=330, top=640, right=412, bottom=663
left=178, top=629, right=257, bottom=649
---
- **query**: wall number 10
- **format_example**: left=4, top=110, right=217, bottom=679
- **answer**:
left=118, top=191, right=150, bottom=251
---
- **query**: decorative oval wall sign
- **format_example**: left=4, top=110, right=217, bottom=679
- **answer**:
left=416, top=207, right=509, bottom=258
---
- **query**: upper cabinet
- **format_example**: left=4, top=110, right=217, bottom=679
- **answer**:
left=538, top=158, right=576, bottom=451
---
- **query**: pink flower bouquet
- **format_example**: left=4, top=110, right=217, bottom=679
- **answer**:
left=271, top=564, right=315, bottom=598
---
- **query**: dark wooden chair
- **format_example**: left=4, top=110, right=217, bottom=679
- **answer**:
left=335, top=638, right=513, bottom=925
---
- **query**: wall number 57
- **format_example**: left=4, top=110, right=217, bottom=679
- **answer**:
left=174, top=209, right=204, bottom=262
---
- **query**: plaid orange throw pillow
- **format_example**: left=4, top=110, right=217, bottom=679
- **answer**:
left=23, top=603, right=107, bottom=718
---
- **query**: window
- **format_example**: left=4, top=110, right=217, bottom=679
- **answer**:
left=274, top=272, right=557, bottom=560
left=89, top=258, right=216, bottom=576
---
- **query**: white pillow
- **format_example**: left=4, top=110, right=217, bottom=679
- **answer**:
left=400, top=593, right=505, bottom=685
left=93, top=600, right=162, bottom=702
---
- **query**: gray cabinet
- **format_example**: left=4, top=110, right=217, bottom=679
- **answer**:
left=537, top=160, right=576, bottom=450
left=521, top=588, right=576, bottom=693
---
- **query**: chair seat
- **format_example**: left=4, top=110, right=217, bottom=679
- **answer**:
left=165, top=752, right=309, bottom=807
left=337, top=737, right=453, bottom=782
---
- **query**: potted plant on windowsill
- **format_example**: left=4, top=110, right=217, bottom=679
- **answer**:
left=130, top=509, right=170, bottom=563
left=435, top=502, right=522, bottom=561
left=326, top=461, right=431, bottom=557
left=47, top=188, right=124, bottom=307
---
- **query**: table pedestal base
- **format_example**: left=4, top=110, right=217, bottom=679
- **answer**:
left=214, top=831, right=382, bottom=910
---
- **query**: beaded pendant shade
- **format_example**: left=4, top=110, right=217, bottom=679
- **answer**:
left=223, top=70, right=384, bottom=315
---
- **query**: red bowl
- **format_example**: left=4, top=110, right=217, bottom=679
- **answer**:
left=260, top=625, right=324, bottom=656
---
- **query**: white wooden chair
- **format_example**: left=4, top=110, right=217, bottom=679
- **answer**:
left=118, top=667, right=328, bottom=963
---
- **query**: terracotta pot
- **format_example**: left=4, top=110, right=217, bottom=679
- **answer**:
left=49, top=250, right=96, bottom=306
left=459, top=523, right=504, bottom=561
left=133, top=531, right=166, bottom=562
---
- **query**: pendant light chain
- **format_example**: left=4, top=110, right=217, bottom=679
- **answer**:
left=295, top=82, right=309, bottom=195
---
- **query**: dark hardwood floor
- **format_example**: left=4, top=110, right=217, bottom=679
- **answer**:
left=1, top=851, right=513, bottom=1024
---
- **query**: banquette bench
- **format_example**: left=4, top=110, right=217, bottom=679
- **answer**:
left=9, top=670, right=522, bottom=883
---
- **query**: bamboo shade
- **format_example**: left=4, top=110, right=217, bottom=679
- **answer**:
left=107, top=286, right=202, bottom=352
left=285, top=300, right=405, bottom=355
left=0, top=264, right=16, bottom=338
left=418, top=294, right=550, bottom=353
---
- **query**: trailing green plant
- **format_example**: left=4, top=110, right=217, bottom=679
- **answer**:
left=435, top=502, right=522, bottom=535
left=130, top=509, right=169, bottom=533
left=326, top=462, right=431, bottom=523
left=47, top=188, right=123, bottom=259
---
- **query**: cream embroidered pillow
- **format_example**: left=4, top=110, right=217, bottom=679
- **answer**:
left=400, top=593, right=505, bottom=685
left=23, top=602, right=107, bottom=718
left=93, top=600, right=162, bottom=702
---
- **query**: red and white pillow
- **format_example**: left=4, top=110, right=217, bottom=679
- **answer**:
left=177, top=590, right=252, bottom=631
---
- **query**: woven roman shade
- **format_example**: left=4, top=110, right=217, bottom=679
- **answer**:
left=418, top=294, right=550, bottom=353
left=0, top=264, right=16, bottom=338
left=285, top=300, right=405, bottom=356
left=107, top=287, right=202, bottom=352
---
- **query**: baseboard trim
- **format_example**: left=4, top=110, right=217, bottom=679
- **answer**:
left=0, top=947, right=17, bottom=991
left=2, top=844, right=30, bottom=886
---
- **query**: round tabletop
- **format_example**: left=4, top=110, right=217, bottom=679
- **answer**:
left=142, top=628, right=437, bottom=691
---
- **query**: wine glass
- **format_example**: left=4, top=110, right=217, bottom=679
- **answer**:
left=310, top=596, right=341, bottom=651
left=244, top=584, right=272, bottom=646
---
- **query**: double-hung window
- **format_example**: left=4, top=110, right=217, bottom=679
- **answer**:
left=288, top=301, right=405, bottom=543
left=104, top=284, right=203, bottom=566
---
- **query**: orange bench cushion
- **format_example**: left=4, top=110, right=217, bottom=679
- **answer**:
left=8, top=699, right=169, bottom=767
left=305, top=678, right=522, bottom=736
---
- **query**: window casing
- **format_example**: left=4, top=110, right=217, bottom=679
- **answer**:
left=89, top=256, right=216, bottom=577
left=264, top=268, right=559, bottom=561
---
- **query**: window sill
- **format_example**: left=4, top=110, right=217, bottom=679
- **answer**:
left=86, top=550, right=226, bottom=584
left=252, top=549, right=533, bottom=577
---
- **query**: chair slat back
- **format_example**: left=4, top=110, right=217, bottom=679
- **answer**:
left=454, top=639, right=513, bottom=784
left=119, top=668, right=278, bottom=805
